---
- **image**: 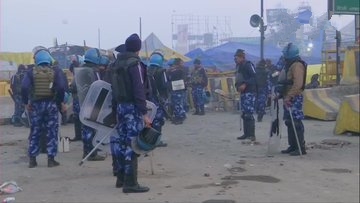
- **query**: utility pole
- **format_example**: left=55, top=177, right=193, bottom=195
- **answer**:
left=260, top=0, right=264, bottom=60
left=139, top=17, right=142, bottom=39
left=335, top=30, right=341, bottom=85
left=98, top=28, right=101, bottom=49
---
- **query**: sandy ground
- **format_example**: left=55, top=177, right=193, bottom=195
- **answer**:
left=0, top=107, right=359, bottom=203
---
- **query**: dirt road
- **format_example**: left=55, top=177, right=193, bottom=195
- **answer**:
left=0, top=111, right=359, bottom=203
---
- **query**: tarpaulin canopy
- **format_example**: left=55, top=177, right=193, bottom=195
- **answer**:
left=184, top=48, right=218, bottom=68
left=141, top=33, right=190, bottom=62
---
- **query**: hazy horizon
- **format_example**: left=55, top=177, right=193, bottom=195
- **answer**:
left=0, top=0, right=355, bottom=52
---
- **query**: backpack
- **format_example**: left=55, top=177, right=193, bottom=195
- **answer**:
left=32, top=66, right=55, bottom=99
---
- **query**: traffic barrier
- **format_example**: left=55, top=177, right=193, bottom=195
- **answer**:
left=303, top=88, right=341, bottom=121
left=334, top=94, right=360, bottom=135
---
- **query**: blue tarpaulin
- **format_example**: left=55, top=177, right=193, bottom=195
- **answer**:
left=184, top=39, right=323, bottom=71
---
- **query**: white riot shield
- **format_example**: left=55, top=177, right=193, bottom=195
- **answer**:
left=74, top=67, right=96, bottom=106
left=79, top=80, right=115, bottom=153
left=79, top=80, right=157, bottom=153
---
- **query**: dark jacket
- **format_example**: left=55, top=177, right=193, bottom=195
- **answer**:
left=235, top=61, right=257, bottom=93
left=116, top=52, right=149, bottom=115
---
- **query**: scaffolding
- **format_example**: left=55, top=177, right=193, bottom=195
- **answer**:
left=171, top=14, right=232, bottom=53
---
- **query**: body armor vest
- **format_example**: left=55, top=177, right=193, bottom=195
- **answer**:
left=33, top=66, right=54, bottom=99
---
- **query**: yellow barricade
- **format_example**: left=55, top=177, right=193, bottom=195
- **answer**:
left=303, top=88, right=341, bottom=121
left=334, top=94, right=360, bottom=135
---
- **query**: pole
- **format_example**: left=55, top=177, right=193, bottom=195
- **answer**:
left=335, top=30, right=341, bottom=85
left=98, top=28, right=101, bottom=49
left=139, top=17, right=142, bottom=39
left=260, top=0, right=264, bottom=60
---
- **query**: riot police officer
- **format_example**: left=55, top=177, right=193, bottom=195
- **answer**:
left=167, top=58, right=187, bottom=124
left=147, top=51, right=169, bottom=147
left=278, top=43, right=307, bottom=156
left=112, top=33, right=151, bottom=193
left=190, top=59, right=208, bottom=115
left=234, top=49, right=257, bottom=141
left=22, top=49, right=66, bottom=168
left=71, top=48, right=106, bottom=161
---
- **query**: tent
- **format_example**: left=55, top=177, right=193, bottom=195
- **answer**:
left=140, top=33, right=190, bottom=62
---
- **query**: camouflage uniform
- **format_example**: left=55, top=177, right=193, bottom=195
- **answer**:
left=234, top=49, right=257, bottom=141
left=190, top=60, right=208, bottom=115
left=278, top=55, right=307, bottom=156
left=21, top=62, right=66, bottom=167
left=168, top=63, right=187, bottom=124
left=112, top=35, right=150, bottom=193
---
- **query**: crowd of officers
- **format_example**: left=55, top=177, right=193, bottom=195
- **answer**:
left=9, top=33, right=308, bottom=193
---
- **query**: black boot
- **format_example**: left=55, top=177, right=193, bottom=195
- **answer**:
left=290, top=121, right=306, bottom=156
left=246, top=116, right=256, bottom=141
left=198, top=105, right=205, bottom=116
left=84, top=152, right=106, bottom=161
left=123, top=155, right=149, bottom=193
left=156, top=140, right=168, bottom=147
left=70, top=116, right=82, bottom=141
left=237, top=118, right=248, bottom=140
left=282, top=121, right=297, bottom=154
left=116, top=171, right=124, bottom=188
left=29, top=156, right=37, bottom=168
left=239, top=114, right=256, bottom=141
left=281, top=146, right=296, bottom=154
left=48, top=156, right=60, bottom=167
left=192, top=107, right=199, bottom=115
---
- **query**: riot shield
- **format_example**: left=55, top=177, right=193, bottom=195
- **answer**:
left=74, top=67, right=96, bottom=106
left=79, top=79, right=157, bottom=153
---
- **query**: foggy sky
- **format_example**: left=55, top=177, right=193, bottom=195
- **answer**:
left=0, top=0, right=354, bottom=52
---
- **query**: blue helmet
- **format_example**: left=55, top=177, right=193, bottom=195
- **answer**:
left=282, top=43, right=300, bottom=60
left=34, top=50, right=53, bottom=66
left=84, top=48, right=101, bottom=65
left=99, top=55, right=110, bottom=66
left=149, top=53, right=164, bottom=67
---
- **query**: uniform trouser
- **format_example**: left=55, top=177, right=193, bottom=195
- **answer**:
left=242, top=114, right=255, bottom=137
left=13, top=94, right=25, bottom=122
left=171, top=90, right=186, bottom=121
left=240, top=92, right=256, bottom=137
left=285, top=120, right=305, bottom=150
left=72, top=98, right=82, bottom=139
left=28, top=100, right=59, bottom=157
left=150, top=98, right=166, bottom=133
left=81, top=125, right=97, bottom=156
left=115, top=103, right=144, bottom=176
left=192, top=86, right=205, bottom=113
left=283, top=95, right=305, bottom=150
left=256, top=91, right=267, bottom=116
